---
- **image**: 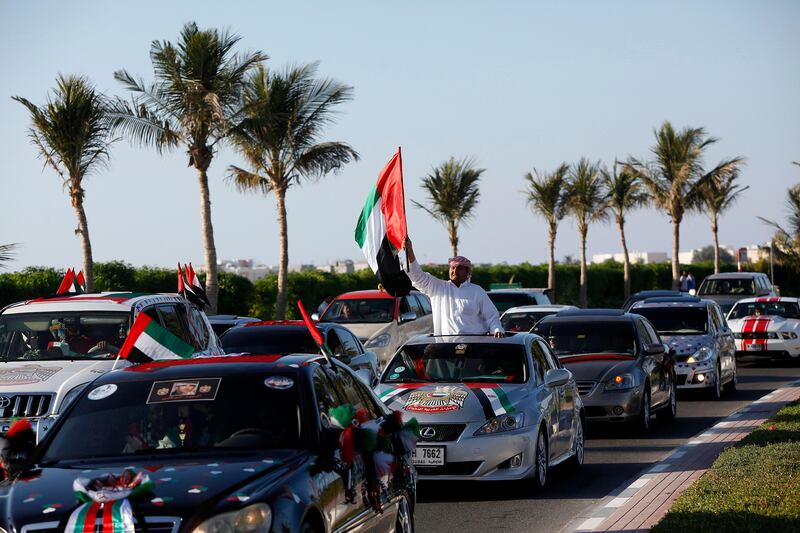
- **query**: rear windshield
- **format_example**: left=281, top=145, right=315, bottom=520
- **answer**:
left=728, top=301, right=800, bottom=320
left=321, top=298, right=395, bottom=324
left=383, top=342, right=528, bottom=384
left=42, top=373, right=303, bottom=461
left=0, top=312, right=130, bottom=361
left=630, top=307, right=709, bottom=335
left=501, top=311, right=554, bottom=332
left=699, top=278, right=755, bottom=296
left=534, top=321, right=638, bottom=357
left=221, top=328, right=318, bottom=355
left=488, top=294, right=531, bottom=313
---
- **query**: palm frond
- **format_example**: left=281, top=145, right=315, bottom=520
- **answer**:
left=226, top=165, right=272, bottom=195
left=0, top=243, right=18, bottom=268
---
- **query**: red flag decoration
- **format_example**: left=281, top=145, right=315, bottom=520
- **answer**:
left=187, top=263, right=210, bottom=307
left=56, top=268, right=75, bottom=294
left=177, top=263, right=186, bottom=293
left=75, top=270, right=86, bottom=293
left=354, top=148, right=412, bottom=297
left=297, top=300, right=333, bottom=362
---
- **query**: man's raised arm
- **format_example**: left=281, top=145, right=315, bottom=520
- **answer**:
left=404, top=238, right=446, bottom=295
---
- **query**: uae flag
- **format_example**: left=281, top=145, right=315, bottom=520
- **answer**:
left=186, top=263, right=210, bottom=307
left=354, top=148, right=412, bottom=297
left=56, top=268, right=86, bottom=294
left=118, top=313, right=195, bottom=363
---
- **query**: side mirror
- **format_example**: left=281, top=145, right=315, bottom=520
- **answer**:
left=354, top=368, right=375, bottom=387
left=544, top=368, right=571, bottom=388
left=311, top=313, right=320, bottom=321
left=645, top=343, right=669, bottom=356
left=399, top=311, right=417, bottom=324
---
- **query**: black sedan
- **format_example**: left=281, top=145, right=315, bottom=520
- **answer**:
left=220, top=320, right=380, bottom=385
left=534, top=309, right=677, bottom=432
left=0, top=354, right=416, bottom=532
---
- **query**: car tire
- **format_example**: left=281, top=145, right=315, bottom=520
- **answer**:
left=708, top=362, right=723, bottom=400
left=530, top=427, right=549, bottom=490
left=724, top=361, right=738, bottom=393
left=636, top=386, right=652, bottom=433
left=394, top=494, right=414, bottom=533
left=658, top=377, right=677, bottom=422
left=566, top=414, right=585, bottom=469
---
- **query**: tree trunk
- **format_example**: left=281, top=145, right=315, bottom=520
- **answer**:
left=71, top=188, right=94, bottom=292
left=197, top=168, right=219, bottom=314
left=619, top=218, right=631, bottom=300
left=448, top=220, right=458, bottom=258
left=548, top=225, right=556, bottom=302
left=712, top=215, right=720, bottom=274
left=275, top=188, right=290, bottom=320
left=672, top=220, right=680, bottom=290
left=580, top=228, right=588, bottom=308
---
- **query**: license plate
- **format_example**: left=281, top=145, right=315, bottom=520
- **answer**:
left=412, top=446, right=445, bottom=467
left=746, top=344, right=765, bottom=351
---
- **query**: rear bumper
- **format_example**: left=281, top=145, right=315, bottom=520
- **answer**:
left=579, top=386, right=643, bottom=422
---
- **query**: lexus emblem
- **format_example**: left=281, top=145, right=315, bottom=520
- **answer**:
left=0, top=396, right=11, bottom=409
left=420, top=426, right=436, bottom=439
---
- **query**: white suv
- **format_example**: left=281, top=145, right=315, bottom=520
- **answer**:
left=0, top=292, right=222, bottom=440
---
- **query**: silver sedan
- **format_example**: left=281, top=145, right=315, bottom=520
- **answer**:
left=375, top=333, right=585, bottom=488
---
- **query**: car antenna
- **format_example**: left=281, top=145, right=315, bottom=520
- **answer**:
left=297, top=300, right=335, bottom=367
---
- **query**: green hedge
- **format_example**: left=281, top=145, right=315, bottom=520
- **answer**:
left=1, top=260, right=796, bottom=319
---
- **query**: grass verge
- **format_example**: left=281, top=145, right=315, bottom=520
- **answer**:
left=652, top=400, right=800, bottom=532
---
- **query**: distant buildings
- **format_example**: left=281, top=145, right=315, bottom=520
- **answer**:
left=592, top=244, right=772, bottom=265
left=213, top=258, right=370, bottom=280
left=591, top=251, right=668, bottom=265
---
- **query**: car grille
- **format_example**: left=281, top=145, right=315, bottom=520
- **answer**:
left=416, top=461, right=482, bottom=476
left=576, top=381, right=596, bottom=396
left=21, top=517, right=180, bottom=533
left=0, top=394, right=53, bottom=418
left=418, top=423, right=466, bottom=442
left=737, top=332, right=773, bottom=339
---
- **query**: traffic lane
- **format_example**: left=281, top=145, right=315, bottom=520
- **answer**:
left=414, top=363, right=800, bottom=533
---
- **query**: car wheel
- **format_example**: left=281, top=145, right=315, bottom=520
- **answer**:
left=394, top=494, right=414, bottom=533
left=637, top=386, right=652, bottom=433
left=531, top=427, right=549, bottom=490
left=724, top=360, right=738, bottom=393
left=708, top=362, right=723, bottom=400
left=566, top=415, right=585, bottom=469
left=658, top=377, right=677, bottom=422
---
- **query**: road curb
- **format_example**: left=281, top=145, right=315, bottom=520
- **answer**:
left=561, top=378, right=800, bottom=533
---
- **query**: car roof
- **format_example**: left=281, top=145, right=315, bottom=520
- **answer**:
left=99, top=354, right=329, bottom=384
left=502, top=305, right=576, bottom=314
left=702, top=272, right=766, bottom=280
left=637, top=296, right=703, bottom=304
left=403, top=332, right=537, bottom=347
left=631, top=290, right=683, bottom=297
left=730, top=296, right=800, bottom=305
left=631, top=298, right=709, bottom=309
left=1, top=292, right=185, bottom=315
left=537, top=309, right=637, bottom=324
left=335, top=290, right=403, bottom=300
left=234, top=320, right=337, bottom=332
left=555, top=308, right=627, bottom=317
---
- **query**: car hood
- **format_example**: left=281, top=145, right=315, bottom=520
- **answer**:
left=728, top=315, right=796, bottom=332
left=342, top=322, right=392, bottom=342
left=375, top=382, right=528, bottom=423
left=0, top=451, right=300, bottom=529
left=0, top=359, right=119, bottom=402
left=558, top=354, right=638, bottom=383
left=660, top=334, right=713, bottom=356
left=698, top=295, right=740, bottom=311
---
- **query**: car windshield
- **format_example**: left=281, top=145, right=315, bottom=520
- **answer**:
left=534, top=321, right=638, bottom=357
left=0, top=312, right=130, bottom=361
left=321, top=298, right=395, bottom=324
left=501, top=312, right=553, bottom=332
left=631, top=307, right=709, bottom=335
left=699, top=278, right=755, bottom=296
left=729, top=301, right=800, bottom=320
left=382, top=342, right=528, bottom=384
left=221, top=328, right=319, bottom=355
left=42, top=373, right=303, bottom=462
left=488, top=294, right=531, bottom=313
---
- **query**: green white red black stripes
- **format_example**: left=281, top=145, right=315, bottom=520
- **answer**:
left=65, top=499, right=134, bottom=533
left=469, top=384, right=514, bottom=419
left=118, top=313, right=195, bottom=363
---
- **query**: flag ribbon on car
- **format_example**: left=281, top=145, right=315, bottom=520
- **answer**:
left=466, top=383, right=514, bottom=419
left=118, top=313, right=196, bottom=363
left=378, top=383, right=427, bottom=406
left=297, top=300, right=334, bottom=365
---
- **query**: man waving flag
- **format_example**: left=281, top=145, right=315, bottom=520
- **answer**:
left=354, top=148, right=412, bottom=297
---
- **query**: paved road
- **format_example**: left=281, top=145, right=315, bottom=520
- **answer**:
left=415, top=361, right=800, bottom=533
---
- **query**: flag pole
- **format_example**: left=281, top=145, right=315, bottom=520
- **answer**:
left=398, top=146, right=410, bottom=271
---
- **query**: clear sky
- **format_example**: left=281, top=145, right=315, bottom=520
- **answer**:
left=1, top=0, right=798, bottom=270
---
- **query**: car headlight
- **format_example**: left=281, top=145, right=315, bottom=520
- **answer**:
left=59, top=383, right=89, bottom=413
left=686, top=347, right=713, bottom=364
left=192, top=503, right=272, bottom=533
left=781, top=332, right=798, bottom=340
left=474, top=413, right=524, bottom=435
left=604, top=373, right=636, bottom=391
left=767, top=332, right=779, bottom=339
left=365, top=333, right=391, bottom=348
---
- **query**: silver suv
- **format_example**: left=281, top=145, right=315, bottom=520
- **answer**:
left=697, top=272, right=777, bottom=314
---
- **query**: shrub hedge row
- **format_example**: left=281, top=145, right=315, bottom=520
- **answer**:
left=0, top=260, right=794, bottom=319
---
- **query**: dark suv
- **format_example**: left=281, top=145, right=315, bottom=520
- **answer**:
left=697, top=272, right=777, bottom=314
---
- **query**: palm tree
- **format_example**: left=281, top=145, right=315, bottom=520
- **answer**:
left=630, top=121, right=744, bottom=289
left=523, top=163, right=569, bottom=300
left=699, top=165, right=748, bottom=273
left=0, top=244, right=17, bottom=269
left=13, top=75, right=115, bottom=291
left=602, top=162, right=649, bottom=300
left=227, top=63, right=359, bottom=319
left=413, top=157, right=484, bottom=258
left=565, top=158, right=607, bottom=308
left=108, top=22, right=267, bottom=313
left=760, top=163, right=800, bottom=269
